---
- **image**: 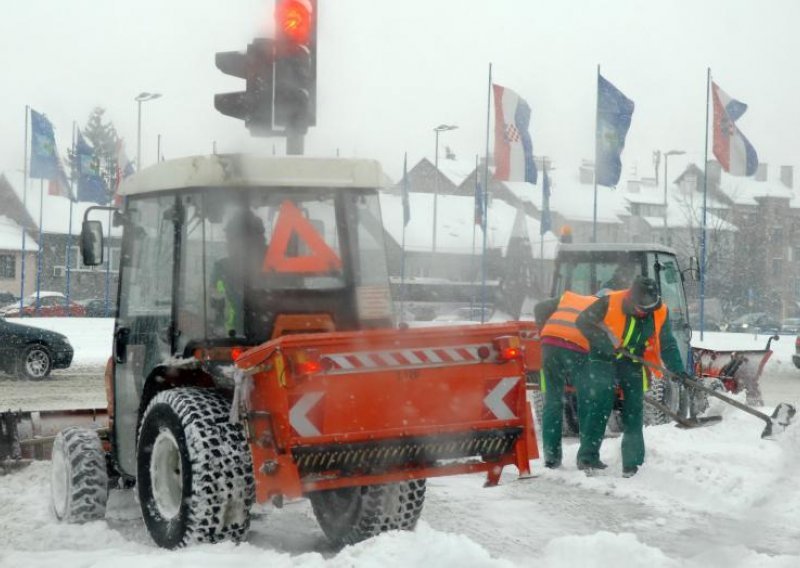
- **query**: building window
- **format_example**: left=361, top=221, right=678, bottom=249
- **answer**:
left=772, top=227, right=784, bottom=244
left=0, top=255, right=15, bottom=279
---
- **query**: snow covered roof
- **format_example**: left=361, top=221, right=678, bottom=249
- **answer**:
left=534, top=167, right=630, bottom=223
left=3, top=170, right=118, bottom=237
left=380, top=192, right=537, bottom=255
left=423, top=157, right=476, bottom=187
left=717, top=167, right=798, bottom=206
left=121, top=155, right=384, bottom=196
left=0, top=215, right=37, bottom=251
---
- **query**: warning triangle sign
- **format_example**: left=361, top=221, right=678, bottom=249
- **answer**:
left=263, top=200, right=343, bottom=274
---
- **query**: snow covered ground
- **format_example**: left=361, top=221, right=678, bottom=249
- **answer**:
left=3, top=325, right=800, bottom=566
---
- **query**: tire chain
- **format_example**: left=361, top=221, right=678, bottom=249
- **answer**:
left=55, top=427, right=109, bottom=522
left=142, top=388, right=255, bottom=546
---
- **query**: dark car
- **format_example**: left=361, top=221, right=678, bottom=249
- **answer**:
left=726, top=312, right=781, bottom=334
left=76, top=298, right=110, bottom=318
left=793, top=336, right=800, bottom=370
left=0, top=316, right=73, bottom=379
left=0, top=292, right=17, bottom=306
left=781, top=318, right=800, bottom=335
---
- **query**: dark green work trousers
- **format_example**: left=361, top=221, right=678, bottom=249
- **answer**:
left=576, top=357, right=646, bottom=469
left=540, top=344, right=587, bottom=464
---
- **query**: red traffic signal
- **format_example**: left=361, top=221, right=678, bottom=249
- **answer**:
left=276, top=0, right=313, bottom=45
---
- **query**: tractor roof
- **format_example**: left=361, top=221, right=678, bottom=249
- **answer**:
left=118, top=154, right=384, bottom=197
left=557, top=242, right=679, bottom=256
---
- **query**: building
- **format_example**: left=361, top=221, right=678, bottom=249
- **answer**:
left=0, top=172, right=122, bottom=304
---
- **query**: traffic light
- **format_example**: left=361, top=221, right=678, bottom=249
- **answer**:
left=214, top=39, right=274, bottom=134
left=274, top=0, right=317, bottom=132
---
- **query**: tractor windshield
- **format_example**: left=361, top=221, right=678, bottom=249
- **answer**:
left=120, top=187, right=391, bottom=355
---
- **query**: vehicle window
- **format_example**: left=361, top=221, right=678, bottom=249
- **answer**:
left=557, top=258, right=641, bottom=295
left=177, top=193, right=208, bottom=350
left=650, top=254, right=688, bottom=326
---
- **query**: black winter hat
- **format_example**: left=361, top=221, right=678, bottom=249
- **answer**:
left=629, top=275, right=661, bottom=312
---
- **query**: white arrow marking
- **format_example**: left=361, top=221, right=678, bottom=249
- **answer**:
left=483, top=377, right=519, bottom=420
left=289, top=392, right=324, bottom=437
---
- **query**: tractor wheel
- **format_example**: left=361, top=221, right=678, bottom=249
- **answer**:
left=309, top=479, right=426, bottom=547
left=136, top=388, right=254, bottom=549
left=644, top=378, right=680, bottom=426
left=530, top=390, right=580, bottom=436
left=18, top=344, right=52, bottom=380
left=51, top=427, right=108, bottom=523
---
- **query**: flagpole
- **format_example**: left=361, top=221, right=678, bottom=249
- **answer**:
left=540, top=161, right=546, bottom=291
left=105, top=209, right=112, bottom=317
left=400, top=151, right=407, bottom=323
left=470, top=154, right=478, bottom=312
left=699, top=67, right=711, bottom=341
left=35, top=179, right=44, bottom=315
left=481, top=63, right=492, bottom=324
left=592, top=64, right=600, bottom=243
left=20, top=105, right=29, bottom=311
left=65, top=122, right=76, bottom=314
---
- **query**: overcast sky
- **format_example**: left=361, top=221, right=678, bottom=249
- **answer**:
left=2, top=0, right=799, bottom=182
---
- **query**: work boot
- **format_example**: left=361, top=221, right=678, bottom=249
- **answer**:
left=577, top=460, right=608, bottom=474
left=622, top=466, right=639, bottom=478
left=544, top=459, right=562, bottom=469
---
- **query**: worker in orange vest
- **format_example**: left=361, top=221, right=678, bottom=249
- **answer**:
left=534, top=291, right=598, bottom=468
left=575, top=275, right=686, bottom=477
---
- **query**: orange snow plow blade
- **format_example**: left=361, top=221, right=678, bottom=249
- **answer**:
left=234, top=322, right=540, bottom=502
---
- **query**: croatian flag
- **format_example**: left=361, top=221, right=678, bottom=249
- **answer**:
left=492, top=84, right=537, bottom=184
left=712, top=82, right=758, bottom=177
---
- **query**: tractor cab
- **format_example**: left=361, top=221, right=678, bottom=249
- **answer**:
left=552, top=243, right=693, bottom=366
left=82, top=154, right=393, bottom=476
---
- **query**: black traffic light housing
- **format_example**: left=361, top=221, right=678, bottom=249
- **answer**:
left=214, top=38, right=275, bottom=135
left=273, top=0, right=317, bottom=133
left=213, top=0, right=317, bottom=149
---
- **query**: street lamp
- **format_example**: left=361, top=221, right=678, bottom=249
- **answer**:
left=663, top=149, right=685, bottom=236
left=135, top=92, right=162, bottom=170
left=432, top=124, right=458, bottom=257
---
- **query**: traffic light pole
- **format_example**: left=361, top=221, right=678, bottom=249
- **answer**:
left=286, top=129, right=304, bottom=155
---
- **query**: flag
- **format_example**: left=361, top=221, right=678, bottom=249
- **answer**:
left=492, top=84, right=537, bottom=183
left=711, top=82, right=758, bottom=176
left=596, top=74, right=634, bottom=187
left=401, top=153, right=410, bottom=227
left=76, top=130, right=109, bottom=204
left=30, top=109, right=59, bottom=179
left=114, top=139, right=135, bottom=205
left=540, top=167, right=552, bottom=235
left=48, top=158, right=74, bottom=200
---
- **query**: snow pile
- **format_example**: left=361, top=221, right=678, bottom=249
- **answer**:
left=12, top=317, right=113, bottom=368
left=540, top=532, right=675, bottom=568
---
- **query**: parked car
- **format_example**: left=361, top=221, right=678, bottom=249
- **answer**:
left=0, top=292, right=18, bottom=306
left=780, top=318, right=800, bottom=335
left=793, top=335, right=800, bottom=370
left=76, top=298, right=109, bottom=318
left=0, top=292, right=86, bottom=318
left=0, top=316, right=73, bottom=379
left=726, top=312, right=781, bottom=334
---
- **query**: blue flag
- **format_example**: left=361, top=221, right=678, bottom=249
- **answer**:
left=30, top=109, right=59, bottom=179
left=540, top=168, right=552, bottom=235
left=401, top=153, right=410, bottom=227
left=596, top=75, right=634, bottom=187
left=76, top=130, right=109, bottom=204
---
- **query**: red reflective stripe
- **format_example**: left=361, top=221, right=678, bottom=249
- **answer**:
left=393, top=352, right=411, bottom=366
left=434, top=349, right=454, bottom=362
left=413, top=350, right=430, bottom=362
left=369, top=353, right=386, bottom=367
left=345, top=355, right=361, bottom=368
left=456, top=347, right=473, bottom=360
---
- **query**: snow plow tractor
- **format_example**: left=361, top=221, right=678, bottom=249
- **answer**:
left=45, top=154, right=539, bottom=549
left=529, top=243, right=700, bottom=431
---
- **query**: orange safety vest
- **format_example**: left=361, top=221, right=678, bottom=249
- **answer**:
left=540, top=291, right=598, bottom=351
left=599, top=289, right=668, bottom=377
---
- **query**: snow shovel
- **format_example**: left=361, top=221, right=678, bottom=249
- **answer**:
left=619, top=351, right=796, bottom=439
left=643, top=395, right=722, bottom=429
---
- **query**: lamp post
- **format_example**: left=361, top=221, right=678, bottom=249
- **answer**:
left=432, top=124, right=458, bottom=257
left=135, top=92, right=162, bottom=170
left=663, top=150, right=685, bottom=238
